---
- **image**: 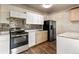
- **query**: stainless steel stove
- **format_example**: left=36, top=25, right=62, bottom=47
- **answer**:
left=10, top=28, right=28, bottom=54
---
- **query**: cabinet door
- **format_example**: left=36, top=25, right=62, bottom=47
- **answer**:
left=57, top=36, right=79, bottom=54
left=36, top=31, right=43, bottom=44
left=36, top=31, right=47, bottom=44
left=31, top=13, right=40, bottom=24
left=37, top=15, right=41, bottom=24
left=38, top=15, right=44, bottom=25
left=26, top=12, right=44, bottom=24
left=26, top=12, right=33, bottom=24
left=10, top=11, right=26, bottom=19
left=42, top=31, right=48, bottom=42
left=32, top=13, right=38, bottom=24
left=70, top=8, right=79, bottom=21
left=29, top=32, right=36, bottom=47
left=0, top=35, right=10, bottom=54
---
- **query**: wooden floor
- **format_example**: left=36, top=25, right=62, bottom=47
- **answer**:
left=20, top=41, right=56, bottom=54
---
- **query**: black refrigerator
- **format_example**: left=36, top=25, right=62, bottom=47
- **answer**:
left=43, top=20, right=56, bottom=41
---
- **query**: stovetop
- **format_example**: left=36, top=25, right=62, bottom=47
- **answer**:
left=11, top=31, right=28, bottom=35
left=10, top=29, right=28, bottom=38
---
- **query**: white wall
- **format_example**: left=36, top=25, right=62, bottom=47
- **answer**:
left=50, top=10, right=79, bottom=34
left=44, top=14, right=50, bottom=20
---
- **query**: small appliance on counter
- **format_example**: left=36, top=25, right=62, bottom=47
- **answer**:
left=9, top=27, right=28, bottom=54
left=43, top=20, right=56, bottom=41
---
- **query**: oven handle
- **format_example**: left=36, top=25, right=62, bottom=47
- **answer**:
left=11, top=35, right=28, bottom=38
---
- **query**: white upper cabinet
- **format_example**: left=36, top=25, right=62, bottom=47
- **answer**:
left=38, top=14, right=44, bottom=24
left=9, top=11, right=27, bottom=19
left=26, top=12, right=33, bottom=24
left=26, top=12, right=44, bottom=25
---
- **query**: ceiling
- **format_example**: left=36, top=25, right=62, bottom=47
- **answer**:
left=25, top=4, right=79, bottom=14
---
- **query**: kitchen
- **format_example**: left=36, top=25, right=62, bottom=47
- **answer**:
left=0, top=4, right=79, bottom=54
left=0, top=4, right=56, bottom=54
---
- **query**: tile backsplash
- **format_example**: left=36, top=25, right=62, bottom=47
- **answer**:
left=9, top=18, right=25, bottom=28
left=0, top=23, right=9, bottom=31
left=25, top=24, right=43, bottom=30
left=0, top=18, right=43, bottom=31
left=0, top=23, right=43, bottom=31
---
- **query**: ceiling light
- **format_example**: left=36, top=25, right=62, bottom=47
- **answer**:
left=42, top=4, right=52, bottom=8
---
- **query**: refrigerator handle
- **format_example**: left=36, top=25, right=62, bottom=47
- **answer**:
left=51, top=26, right=53, bottom=29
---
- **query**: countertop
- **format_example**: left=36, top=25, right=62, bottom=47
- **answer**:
left=58, top=32, right=79, bottom=40
left=0, top=31, right=9, bottom=35
left=25, top=29, right=47, bottom=32
left=0, top=30, right=47, bottom=35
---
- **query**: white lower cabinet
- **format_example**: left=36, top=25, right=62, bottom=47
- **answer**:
left=29, top=32, right=36, bottom=47
left=57, top=36, right=79, bottom=54
left=27, top=30, right=48, bottom=48
left=0, top=35, right=10, bottom=54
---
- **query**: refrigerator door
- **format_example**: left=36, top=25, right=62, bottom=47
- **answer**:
left=48, top=29, right=54, bottom=41
left=43, top=20, right=56, bottom=42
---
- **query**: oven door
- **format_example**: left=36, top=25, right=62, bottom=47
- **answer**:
left=11, top=35, right=28, bottom=49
